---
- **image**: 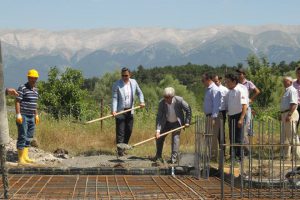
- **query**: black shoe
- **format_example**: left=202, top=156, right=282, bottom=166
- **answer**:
left=152, top=156, right=164, bottom=163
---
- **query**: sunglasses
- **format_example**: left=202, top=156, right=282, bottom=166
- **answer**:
left=122, top=74, right=129, bottom=77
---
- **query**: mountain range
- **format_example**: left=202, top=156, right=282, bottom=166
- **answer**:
left=1, top=24, right=300, bottom=87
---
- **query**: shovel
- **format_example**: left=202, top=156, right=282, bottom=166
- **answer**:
left=117, top=124, right=191, bottom=150
left=85, top=106, right=141, bottom=124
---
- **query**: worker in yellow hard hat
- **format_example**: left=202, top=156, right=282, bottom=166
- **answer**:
left=15, top=69, right=39, bottom=165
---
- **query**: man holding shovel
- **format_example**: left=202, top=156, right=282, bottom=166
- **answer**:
left=111, top=67, right=145, bottom=157
left=154, top=87, right=191, bottom=164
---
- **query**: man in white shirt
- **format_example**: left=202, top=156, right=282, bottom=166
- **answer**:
left=225, top=74, right=248, bottom=162
left=155, top=87, right=192, bottom=164
left=280, top=76, right=300, bottom=160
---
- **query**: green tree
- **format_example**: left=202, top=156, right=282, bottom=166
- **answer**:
left=38, top=67, right=92, bottom=120
left=247, top=55, right=279, bottom=108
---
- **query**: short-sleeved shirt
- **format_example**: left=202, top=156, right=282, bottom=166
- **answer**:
left=218, top=84, right=229, bottom=111
left=281, top=85, right=298, bottom=111
left=226, top=83, right=248, bottom=116
left=242, top=79, right=256, bottom=93
left=16, top=82, right=38, bottom=116
left=292, top=80, right=300, bottom=104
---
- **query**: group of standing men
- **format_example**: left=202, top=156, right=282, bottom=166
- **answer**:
left=202, top=69, right=260, bottom=162
left=7, top=66, right=300, bottom=166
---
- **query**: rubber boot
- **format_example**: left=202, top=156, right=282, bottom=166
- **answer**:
left=24, top=147, right=35, bottom=163
left=18, top=149, right=28, bottom=165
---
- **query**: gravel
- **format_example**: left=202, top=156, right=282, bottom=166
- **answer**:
left=5, top=138, right=162, bottom=168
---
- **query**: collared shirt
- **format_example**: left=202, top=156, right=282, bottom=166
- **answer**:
left=166, top=98, right=177, bottom=123
left=204, top=82, right=221, bottom=118
left=226, top=83, right=248, bottom=116
left=281, top=85, right=298, bottom=111
left=292, top=79, right=300, bottom=104
left=123, top=81, right=132, bottom=108
left=16, top=82, right=39, bottom=116
left=241, top=79, right=256, bottom=93
left=218, top=84, right=229, bottom=111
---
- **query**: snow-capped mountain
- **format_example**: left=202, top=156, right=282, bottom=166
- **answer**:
left=1, top=25, right=300, bottom=86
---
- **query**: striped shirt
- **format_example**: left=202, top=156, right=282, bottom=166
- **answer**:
left=16, top=82, right=39, bottom=116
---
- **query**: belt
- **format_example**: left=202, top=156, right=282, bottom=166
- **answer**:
left=124, top=107, right=131, bottom=110
left=206, top=113, right=212, bottom=117
left=280, top=109, right=290, bottom=113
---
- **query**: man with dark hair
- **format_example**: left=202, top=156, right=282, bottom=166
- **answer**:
left=225, top=73, right=248, bottom=162
left=111, top=67, right=145, bottom=157
left=236, top=68, right=260, bottom=155
left=202, top=73, right=221, bottom=161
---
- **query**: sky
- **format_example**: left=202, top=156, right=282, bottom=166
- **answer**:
left=0, top=0, right=300, bottom=30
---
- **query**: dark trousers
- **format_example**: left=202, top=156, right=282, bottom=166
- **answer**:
left=156, top=121, right=181, bottom=161
left=116, top=112, right=134, bottom=147
left=228, top=112, right=243, bottom=160
left=218, top=110, right=227, bottom=155
left=297, top=105, right=300, bottom=131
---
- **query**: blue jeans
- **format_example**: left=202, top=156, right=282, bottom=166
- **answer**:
left=16, top=114, right=35, bottom=150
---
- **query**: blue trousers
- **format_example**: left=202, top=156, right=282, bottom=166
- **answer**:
left=16, top=114, right=35, bottom=150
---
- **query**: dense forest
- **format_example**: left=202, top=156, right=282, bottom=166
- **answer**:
left=33, top=54, right=300, bottom=121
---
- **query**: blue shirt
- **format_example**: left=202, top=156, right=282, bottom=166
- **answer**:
left=204, top=82, right=221, bottom=118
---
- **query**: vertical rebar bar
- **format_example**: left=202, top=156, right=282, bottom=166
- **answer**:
left=220, top=118, right=224, bottom=200
left=100, top=98, right=103, bottom=131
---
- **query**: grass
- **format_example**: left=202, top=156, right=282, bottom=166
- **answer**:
left=7, top=110, right=195, bottom=159
left=7, top=107, right=289, bottom=161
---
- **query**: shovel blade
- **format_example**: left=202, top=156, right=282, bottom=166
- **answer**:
left=117, top=143, right=132, bottom=150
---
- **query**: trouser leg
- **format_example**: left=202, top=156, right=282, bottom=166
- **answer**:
left=156, top=135, right=166, bottom=158
left=17, top=115, right=28, bottom=150
left=25, top=116, right=35, bottom=147
left=171, top=130, right=180, bottom=162
left=124, top=113, right=134, bottom=144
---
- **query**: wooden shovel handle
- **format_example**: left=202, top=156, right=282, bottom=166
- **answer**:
left=132, top=125, right=187, bottom=148
left=85, top=106, right=141, bottom=124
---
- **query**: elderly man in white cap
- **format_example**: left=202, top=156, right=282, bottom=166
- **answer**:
left=280, top=76, right=300, bottom=160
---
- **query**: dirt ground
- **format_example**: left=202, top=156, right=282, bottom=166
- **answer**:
left=5, top=138, right=168, bottom=168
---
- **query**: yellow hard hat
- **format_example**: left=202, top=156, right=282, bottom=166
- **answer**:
left=27, top=69, right=39, bottom=78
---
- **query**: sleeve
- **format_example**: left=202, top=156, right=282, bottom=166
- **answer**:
left=135, top=80, right=144, bottom=103
left=156, top=101, right=164, bottom=131
left=111, top=82, right=118, bottom=112
left=224, top=92, right=229, bottom=111
left=248, top=81, right=257, bottom=90
left=290, top=89, right=298, bottom=104
left=240, top=88, right=248, bottom=105
left=181, top=98, right=192, bottom=124
left=212, top=90, right=221, bottom=118
left=16, top=86, right=23, bottom=102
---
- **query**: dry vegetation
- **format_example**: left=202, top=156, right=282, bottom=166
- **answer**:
left=7, top=111, right=195, bottom=158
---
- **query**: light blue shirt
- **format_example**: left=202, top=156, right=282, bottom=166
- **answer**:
left=204, top=82, right=221, bottom=118
left=281, top=85, right=298, bottom=111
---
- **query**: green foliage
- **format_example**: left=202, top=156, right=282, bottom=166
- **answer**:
left=247, top=55, right=280, bottom=108
left=92, top=71, right=119, bottom=105
left=38, top=67, right=97, bottom=120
